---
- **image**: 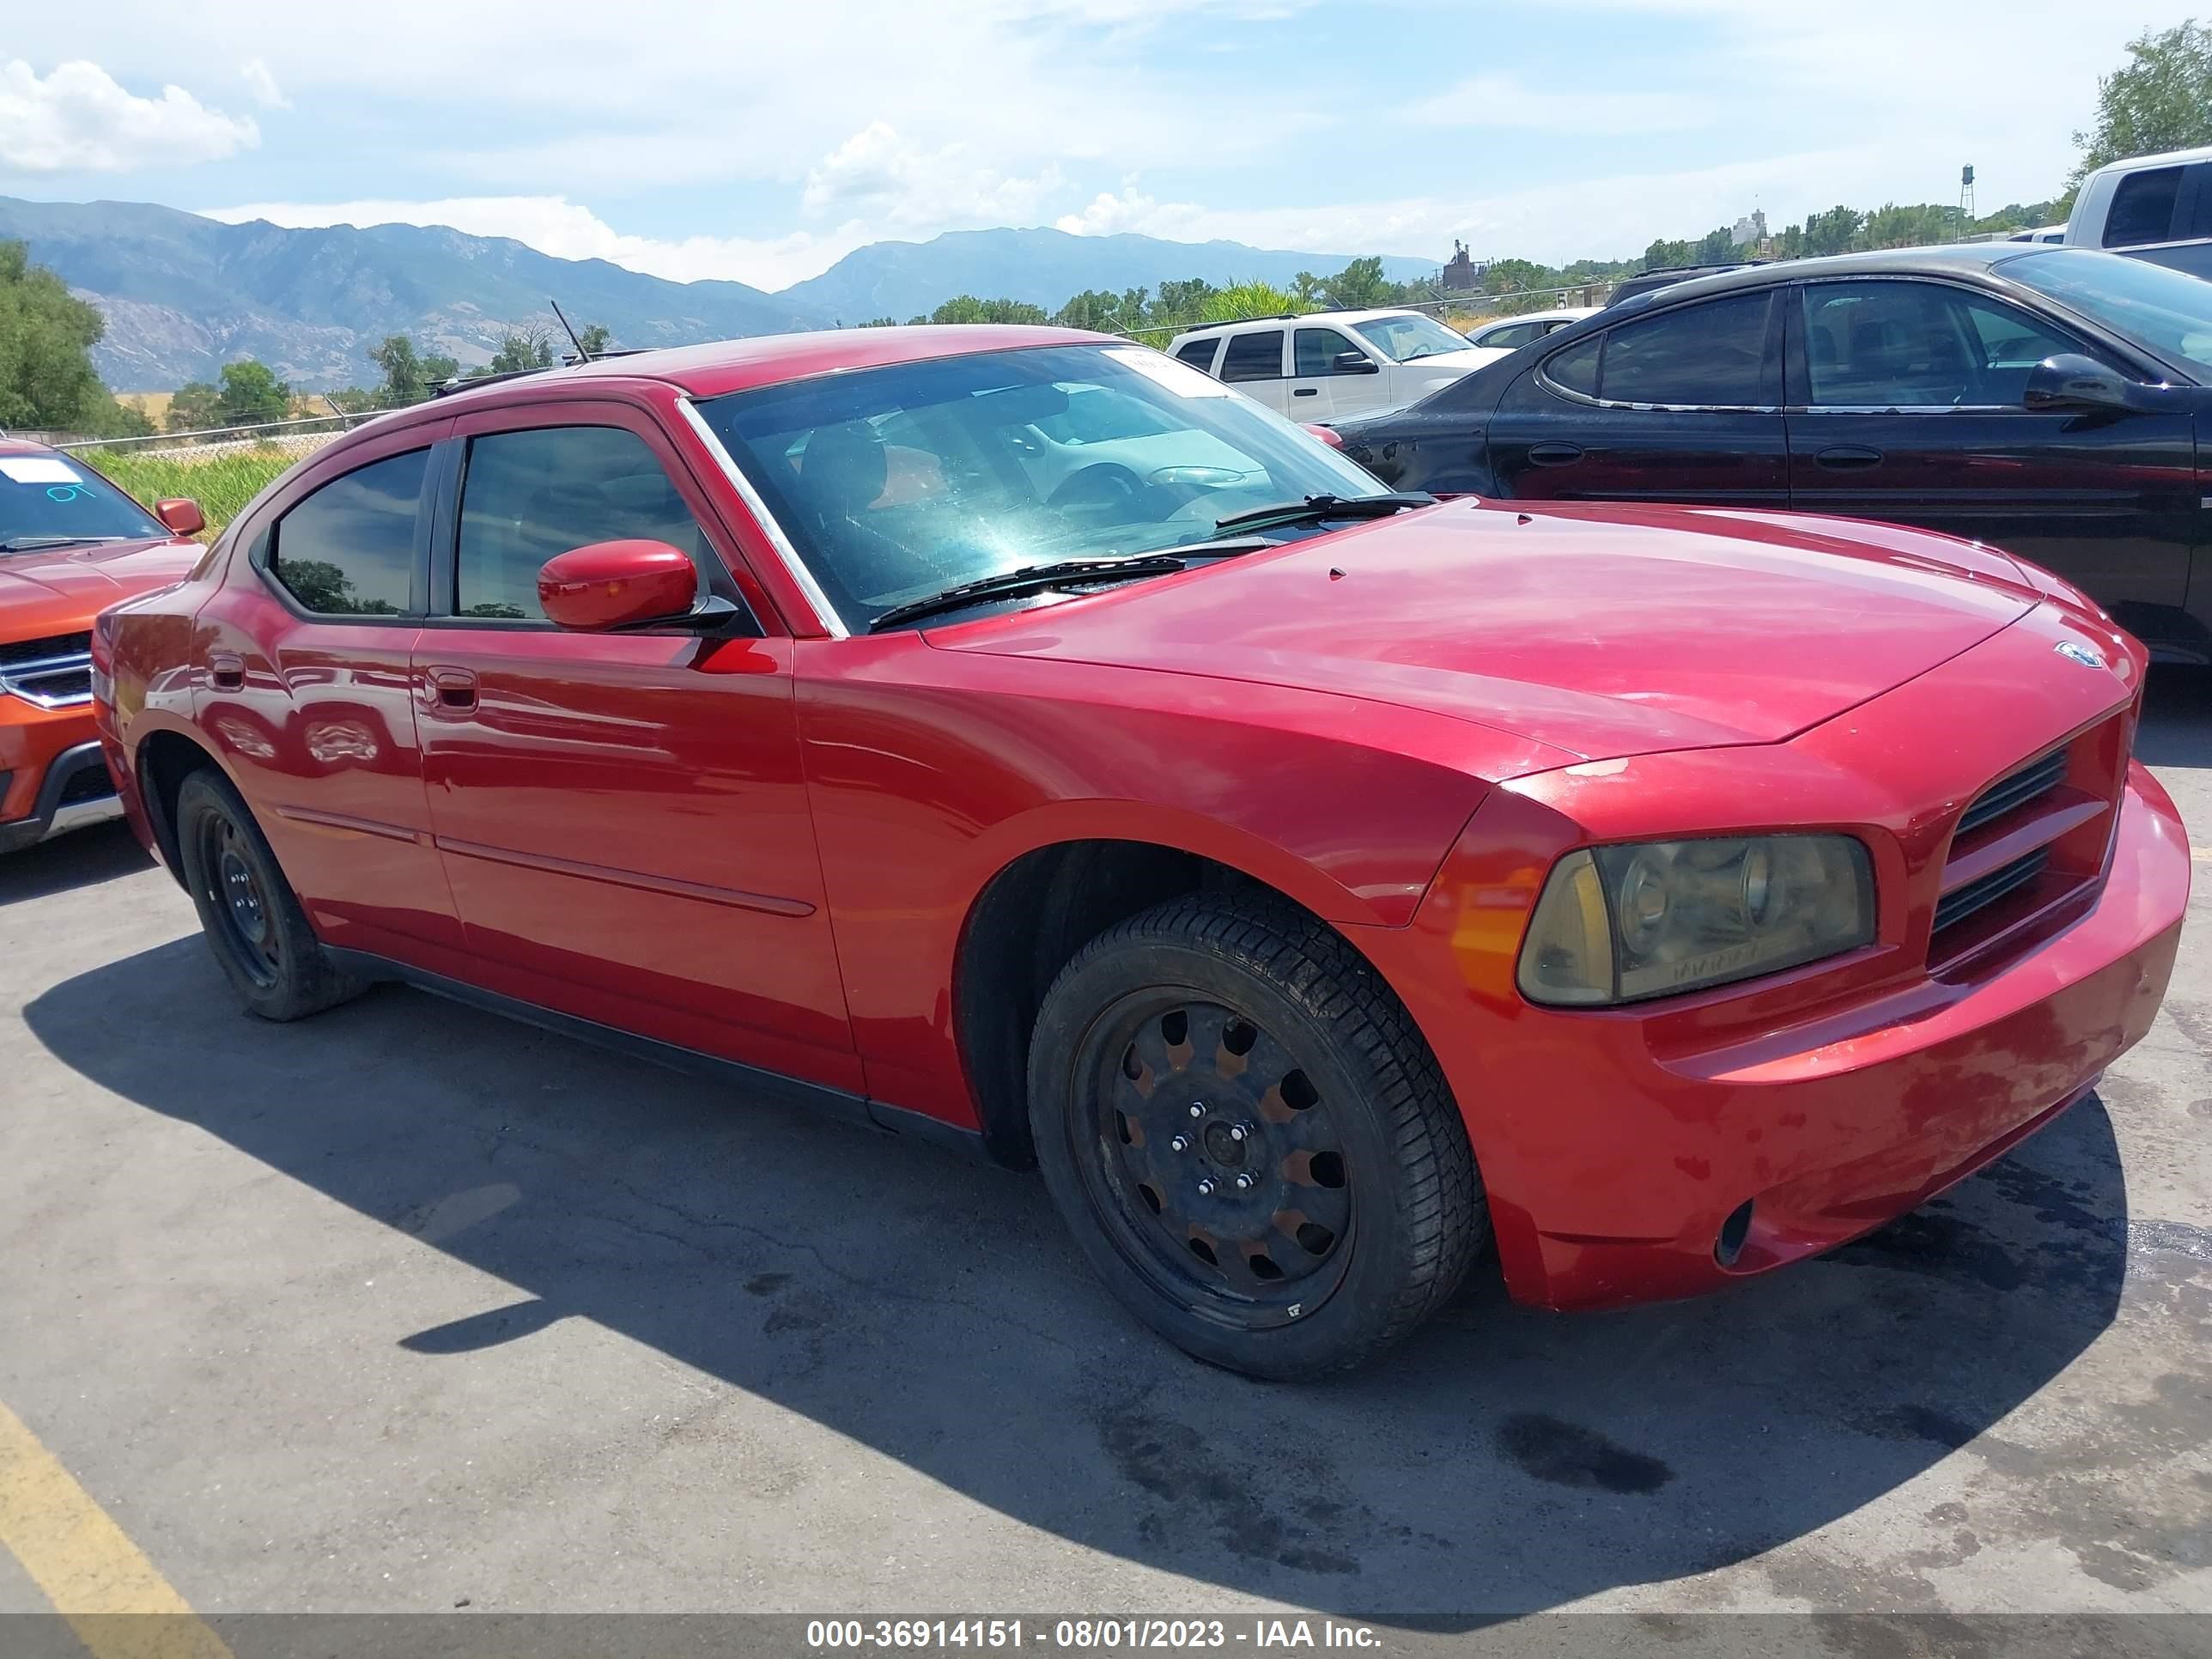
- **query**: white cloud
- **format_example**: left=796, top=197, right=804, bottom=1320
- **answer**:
left=1057, top=185, right=1175, bottom=237
left=198, top=194, right=874, bottom=291
left=238, top=58, right=289, bottom=110
left=1409, top=75, right=1711, bottom=137
left=0, top=58, right=257, bottom=172
left=801, top=122, right=1066, bottom=229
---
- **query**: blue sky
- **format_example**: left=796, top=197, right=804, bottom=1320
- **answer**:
left=0, top=2, right=2199, bottom=292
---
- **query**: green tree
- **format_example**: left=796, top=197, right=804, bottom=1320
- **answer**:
left=484, top=325, right=554, bottom=375
left=1197, top=280, right=1298, bottom=324
left=1321, top=257, right=1390, bottom=309
left=2075, top=20, right=2212, bottom=179
left=216, top=359, right=289, bottom=426
left=1799, top=206, right=1865, bottom=256
left=575, top=322, right=612, bottom=356
left=926, top=295, right=1049, bottom=324
left=1291, top=270, right=1326, bottom=308
left=0, top=239, right=148, bottom=436
left=370, top=336, right=459, bottom=405
left=1693, top=227, right=1736, bottom=264
left=167, top=382, right=222, bottom=432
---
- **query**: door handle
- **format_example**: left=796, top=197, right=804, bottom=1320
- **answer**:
left=208, top=651, right=245, bottom=690
left=1814, top=446, right=1883, bottom=470
left=426, top=665, right=478, bottom=711
left=1526, top=442, right=1584, bottom=467
left=1292, top=386, right=1319, bottom=398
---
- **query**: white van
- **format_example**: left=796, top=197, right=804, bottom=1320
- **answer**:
left=1165, top=308, right=1509, bottom=418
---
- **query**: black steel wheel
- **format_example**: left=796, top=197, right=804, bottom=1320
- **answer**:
left=174, top=769, right=365, bottom=1022
left=1030, top=894, right=1486, bottom=1379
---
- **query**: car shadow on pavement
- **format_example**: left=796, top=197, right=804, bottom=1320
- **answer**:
left=26, top=938, right=2137, bottom=1622
left=0, top=823, right=152, bottom=907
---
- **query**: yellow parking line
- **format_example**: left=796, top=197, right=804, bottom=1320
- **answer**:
left=0, top=1398, right=231, bottom=1659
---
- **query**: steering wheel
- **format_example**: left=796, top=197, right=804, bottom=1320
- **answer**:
left=1047, top=464, right=1145, bottom=520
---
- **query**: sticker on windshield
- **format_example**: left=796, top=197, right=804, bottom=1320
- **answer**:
left=1103, top=346, right=1232, bottom=398
left=0, top=457, right=84, bottom=485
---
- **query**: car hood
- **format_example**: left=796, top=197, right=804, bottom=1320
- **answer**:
left=0, top=538, right=203, bottom=635
left=1401, top=346, right=1508, bottom=374
left=930, top=498, right=2043, bottom=764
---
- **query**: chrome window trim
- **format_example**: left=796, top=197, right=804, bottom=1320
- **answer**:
left=675, top=394, right=849, bottom=641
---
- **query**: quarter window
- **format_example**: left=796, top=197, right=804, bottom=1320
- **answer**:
left=2104, top=167, right=2182, bottom=248
left=1801, top=283, right=2083, bottom=407
left=1218, top=331, right=1285, bottom=382
left=268, top=448, right=428, bottom=617
left=1175, top=338, right=1222, bottom=373
left=455, top=427, right=708, bottom=621
left=1541, top=334, right=1600, bottom=398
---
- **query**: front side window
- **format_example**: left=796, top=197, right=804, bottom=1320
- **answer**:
left=1352, top=313, right=1473, bottom=362
left=1294, top=328, right=1365, bottom=376
left=1476, top=321, right=1543, bottom=350
left=1801, top=282, right=2081, bottom=407
left=269, top=447, right=428, bottom=617
left=696, top=343, right=1389, bottom=630
left=1595, top=292, right=1771, bottom=406
left=453, top=426, right=707, bottom=621
left=1218, top=331, right=1285, bottom=382
left=0, top=453, right=166, bottom=551
left=2104, top=167, right=2181, bottom=247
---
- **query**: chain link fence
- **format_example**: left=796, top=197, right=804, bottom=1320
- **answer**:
left=52, top=409, right=405, bottom=538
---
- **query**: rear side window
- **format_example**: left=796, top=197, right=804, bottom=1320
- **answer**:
left=268, top=447, right=428, bottom=617
left=1174, top=338, right=1221, bottom=373
left=1560, top=293, right=1771, bottom=406
left=1478, top=321, right=1544, bottom=350
left=1218, top=331, right=1285, bottom=382
left=2104, top=167, right=2183, bottom=247
left=1541, top=334, right=1600, bottom=397
left=456, top=426, right=708, bottom=621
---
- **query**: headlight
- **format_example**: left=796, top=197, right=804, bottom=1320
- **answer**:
left=1516, top=835, right=1874, bottom=1006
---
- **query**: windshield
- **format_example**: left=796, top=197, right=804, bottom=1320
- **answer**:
left=1352, top=313, right=1475, bottom=362
left=2004, top=248, right=2212, bottom=376
left=696, top=343, right=1389, bottom=630
left=0, top=453, right=165, bottom=548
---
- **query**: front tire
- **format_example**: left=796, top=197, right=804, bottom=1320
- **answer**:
left=1028, top=895, right=1486, bottom=1379
left=175, top=769, right=364, bottom=1022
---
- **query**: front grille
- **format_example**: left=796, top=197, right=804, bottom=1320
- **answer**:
left=1954, top=748, right=2068, bottom=836
left=1933, top=848, right=2050, bottom=934
left=0, top=634, right=94, bottom=708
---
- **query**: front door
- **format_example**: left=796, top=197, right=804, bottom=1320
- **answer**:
left=1487, top=289, right=1790, bottom=507
left=1783, top=276, right=2198, bottom=624
left=410, top=402, right=860, bottom=1093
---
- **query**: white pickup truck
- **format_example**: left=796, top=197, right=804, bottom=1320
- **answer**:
left=2062, top=147, right=2212, bottom=279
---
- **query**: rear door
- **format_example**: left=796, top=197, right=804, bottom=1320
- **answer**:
left=1486, top=289, right=1789, bottom=506
left=1217, top=327, right=1290, bottom=413
left=1782, top=276, right=2197, bottom=617
left=193, top=419, right=463, bottom=966
left=410, top=398, right=860, bottom=1091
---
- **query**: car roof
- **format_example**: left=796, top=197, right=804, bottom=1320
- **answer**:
left=1174, top=308, right=1424, bottom=338
left=387, top=325, right=1114, bottom=421
left=0, top=436, right=61, bottom=457
left=2082, top=143, right=2212, bottom=176
left=1600, top=242, right=2062, bottom=311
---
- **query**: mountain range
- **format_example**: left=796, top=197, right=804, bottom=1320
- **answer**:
left=0, top=197, right=1441, bottom=392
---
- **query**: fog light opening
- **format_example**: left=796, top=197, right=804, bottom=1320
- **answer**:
left=1714, top=1200, right=1755, bottom=1268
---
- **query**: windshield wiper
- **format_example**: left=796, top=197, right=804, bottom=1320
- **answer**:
left=0, top=535, right=125, bottom=552
left=1207, top=491, right=1436, bottom=535
left=869, top=555, right=1191, bottom=630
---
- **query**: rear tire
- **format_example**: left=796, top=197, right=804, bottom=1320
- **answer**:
left=1028, top=894, right=1486, bottom=1379
left=175, top=769, right=364, bottom=1022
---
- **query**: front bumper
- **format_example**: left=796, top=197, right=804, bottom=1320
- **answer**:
left=1383, top=761, right=2185, bottom=1310
left=0, top=716, right=124, bottom=855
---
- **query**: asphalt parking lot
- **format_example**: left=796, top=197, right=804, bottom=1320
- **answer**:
left=1, top=677, right=2209, bottom=1633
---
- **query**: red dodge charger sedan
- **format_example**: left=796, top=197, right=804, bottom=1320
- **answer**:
left=93, top=326, right=2188, bottom=1377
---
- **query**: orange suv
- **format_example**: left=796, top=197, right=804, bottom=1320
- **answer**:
left=1, top=438, right=205, bottom=854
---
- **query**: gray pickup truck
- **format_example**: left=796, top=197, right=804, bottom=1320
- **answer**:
left=2063, top=147, right=2212, bottom=280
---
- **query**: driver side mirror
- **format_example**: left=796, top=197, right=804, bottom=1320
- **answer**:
left=2023, top=354, right=2148, bottom=414
left=155, top=498, right=205, bottom=537
left=1332, top=351, right=1381, bottom=375
left=538, top=540, right=701, bottom=631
